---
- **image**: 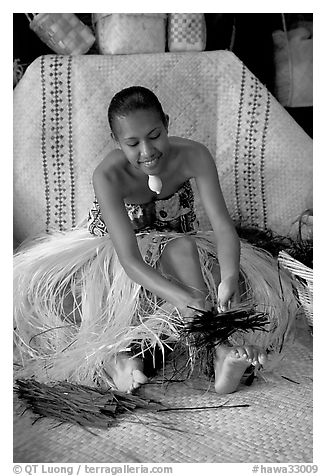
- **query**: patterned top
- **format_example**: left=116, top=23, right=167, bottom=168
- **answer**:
left=88, top=180, right=198, bottom=236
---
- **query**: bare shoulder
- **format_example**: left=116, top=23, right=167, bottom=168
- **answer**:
left=93, top=149, right=126, bottom=177
left=93, top=149, right=130, bottom=183
left=170, top=136, right=214, bottom=175
left=171, top=136, right=211, bottom=158
left=92, top=149, right=129, bottom=197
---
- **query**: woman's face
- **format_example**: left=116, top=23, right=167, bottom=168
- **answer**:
left=113, top=108, right=170, bottom=176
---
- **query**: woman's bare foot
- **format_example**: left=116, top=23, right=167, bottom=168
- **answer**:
left=109, top=353, right=148, bottom=393
left=214, top=344, right=267, bottom=394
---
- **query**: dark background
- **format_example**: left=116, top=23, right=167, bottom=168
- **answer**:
left=13, top=13, right=313, bottom=137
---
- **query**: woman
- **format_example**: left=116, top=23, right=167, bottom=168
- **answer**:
left=14, top=86, right=297, bottom=394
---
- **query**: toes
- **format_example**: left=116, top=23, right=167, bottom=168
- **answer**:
left=231, top=348, right=242, bottom=359
left=258, top=351, right=268, bottom=365
left=133, top=369, right=148, bottom=384
left=127, top=384, right=138, bottom=394
left=123, top=368, right=148, bottom=393
left=234, top=346, right=251, bottom=362
left=236, top=346, right=268, bottom=366
left=228, top=345, right=267, bottom=367
left=128, top=373, right=148, bottom=393
left=251, top=348, right=259, bottom=366
left=232, top=347, right=249, bottom=362
left=244, top=346, right=255, bottom=363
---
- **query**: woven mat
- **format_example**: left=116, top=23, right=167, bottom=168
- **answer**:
left=13, top=318, right=312, bottom=463
left=13, top=51, right=312, bottom=242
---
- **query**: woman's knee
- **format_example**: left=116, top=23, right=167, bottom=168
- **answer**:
left=162, top=236, right=198, bottom=262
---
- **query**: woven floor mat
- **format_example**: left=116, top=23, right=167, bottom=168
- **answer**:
left=13, top=321, right=312, bottom=463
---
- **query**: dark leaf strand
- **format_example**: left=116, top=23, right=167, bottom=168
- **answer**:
left=183, top=306, right=270, bottom=348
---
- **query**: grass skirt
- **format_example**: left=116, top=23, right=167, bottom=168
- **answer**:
left=13, top=229, right=299, bottom=387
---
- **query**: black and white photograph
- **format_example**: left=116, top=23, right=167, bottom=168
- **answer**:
left=11, top=6, right=316, bottom=471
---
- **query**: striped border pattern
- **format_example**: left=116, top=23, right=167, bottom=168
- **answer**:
left=233, top=66, right=270, bottom=230
left=260, top=91, right=271, bottom=230
left=40, top=56, right=51, bottom=232
left=233, top=63, right=246, bottom=222
left=40, top=56, right=75, bottom=232
left=67, top=56, right=76, bottom=228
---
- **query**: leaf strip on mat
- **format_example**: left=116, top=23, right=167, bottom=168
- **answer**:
left=157, top=404, right=250, bottom=412
left=281, top=375, right=300, bottom=384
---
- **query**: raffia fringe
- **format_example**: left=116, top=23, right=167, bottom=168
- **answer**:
left=14, top=229, right=299, bottom=386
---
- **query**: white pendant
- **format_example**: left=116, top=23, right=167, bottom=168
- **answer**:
left=148, top=175, right=162, bottom=195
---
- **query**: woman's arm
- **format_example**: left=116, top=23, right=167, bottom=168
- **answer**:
left=92, top=161, right=200, bottom=311
left=191, top=144, right=241, bottom=309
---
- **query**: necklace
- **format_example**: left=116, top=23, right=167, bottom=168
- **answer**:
left=148, top=175, right=162, bottom=195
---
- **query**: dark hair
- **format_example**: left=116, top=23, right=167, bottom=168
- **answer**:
left=108, top=86, right=166, bottom=137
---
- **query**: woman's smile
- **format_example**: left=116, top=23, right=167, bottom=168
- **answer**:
left=139, top=154, right=162, bottom=171
left=114, top=108, right=170, bottom=175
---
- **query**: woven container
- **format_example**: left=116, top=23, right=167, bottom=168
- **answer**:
left=26, top=13, right=95, bottom=55
left=273, top=23, right=313, bottom=107
left=278, top=251, right=313, bottom=326
left=93, top=13, right=167, bottom=54
left=168, top=13, right=206, bottom=52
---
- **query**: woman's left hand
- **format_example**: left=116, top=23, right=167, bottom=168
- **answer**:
left=217, top=276, right=240, bottom=312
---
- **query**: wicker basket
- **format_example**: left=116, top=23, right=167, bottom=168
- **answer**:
left=278, top=250, right=313, bottom=326
left=167, top=13, right=206, bottom=52
left=25, top=13, right=95, bottom=55
left=92, top=13, right=167, bottom=54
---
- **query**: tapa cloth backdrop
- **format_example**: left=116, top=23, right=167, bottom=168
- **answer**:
left=13, top=51, right=312, bottom=243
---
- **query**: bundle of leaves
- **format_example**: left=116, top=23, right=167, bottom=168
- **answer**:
left=14, top=379, right=163, bottom=430
left=182, top=304, right=270, bottom=350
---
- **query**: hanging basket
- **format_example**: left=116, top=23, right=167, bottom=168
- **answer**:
left=278, top=250, right=313, bottom=327
left=92, top=13, right=167, bottom=55
left=167, top=13, right=207, bottom=52
left=25, top=13, right=95, bottom=55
